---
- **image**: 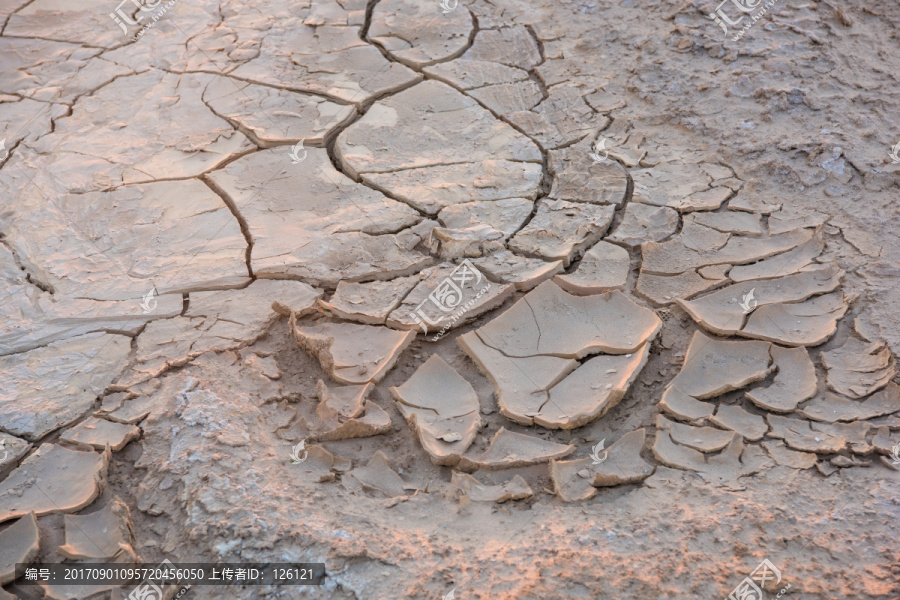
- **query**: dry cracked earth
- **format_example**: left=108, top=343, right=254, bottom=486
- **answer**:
left=0, top=0, right=899, bottom=598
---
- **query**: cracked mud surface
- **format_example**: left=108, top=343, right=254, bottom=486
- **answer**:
left=1, top=0, right=900, bottom=598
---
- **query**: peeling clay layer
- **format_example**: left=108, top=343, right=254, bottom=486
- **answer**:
left=1, top=0, right=899, bottom=599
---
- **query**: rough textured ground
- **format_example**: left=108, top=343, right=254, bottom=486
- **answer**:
left=1, top=0, right=900, bottom=598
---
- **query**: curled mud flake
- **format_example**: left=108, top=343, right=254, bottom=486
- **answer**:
left=709, top=404, right=768, bottom=442
left=451, top=472, right=534, bottom=503
left=459, top=427, right=574, bottom=471
left=608, top=203, right=679, bottom=247
left=472, top=251, right=564, bottom=292
left=293, top=321, right=415, bottom=385
left=549, top=456, right=597, bottom=502
left=319, top=276, right=423, bottom=325
left=655, top=415, right=734, bottom=453
left=554, top=240, right=630, bottom=295
left=0, top=512, right=39, bottom=585
left=799, top=383, right=900, bottom=424
left=746, top=345, right=817, bottom=413
left=369, top=0, right=474, bottom=68
left=508, top=200, right=615, bottom=266
left=589, top=429, right=655, bottom=487
left=57, top=498, right=136, bottom=561
left=59, top=417, right=141, bottom=452
left=762, top=440, right=818, bottom=470
left=348, top=451, right=415, bottom=498
left=0, top=445, right=109, bottom=523
left=390, top=354, right=480, bottom=466
left=822, top=337, right=897, bottom=399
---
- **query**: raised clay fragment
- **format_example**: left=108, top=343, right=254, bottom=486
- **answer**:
left=59, top=417, right=140, bottom=452
left=57, top=499, right=134, bottom=560
left=451, top=473, right=534, bottom=503
left=318, top=276, right=422, bottom=325
left=607, top=203, right=679, bottom=247
left=0, top=445, right=108, bottom=523
left=549, top=457, right=596, bottom=502
left=553, top=241, right=630, bottom=295
left=460, top=428, right=574, bottom=471
left=590, top=429, right=655, bottom=486
left=709, top=404, right=768, bottom=441
left=746, top=346, right=817, bottom=413
left=293, top=321, right=415, bottom=385
left=0, top=512, right=39, bottom=585
left=799, top=383, right=900, bottom=423
left=822, top=337, right=897, bottom=399
left=349, top=451, right=411, bottom=498
left=472, top=251, right=564, bottom=291
left=656, top=415, right=734, bottom=452
left=509, top=200, right=615, bottom=266
left=762, top=440, right=818, bottom=469
left=390, top=354, right=481, bottom=465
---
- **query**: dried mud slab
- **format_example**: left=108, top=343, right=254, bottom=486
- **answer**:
left=590, top=429, right=655, bottom=487
left=529, top=345, right=651, bottom=430
left=0, top=433, right=30, bottom=478
left=799, top=383, right=900, bottom=423
left=652, top=431, right=769, bottom=484
left=369, top=0, right=473, bottom=68
left=207, top=148, right=429, bottom=286
left=0, top=445, right=108, bottom=523
left=390, top=355, right=481, bottom=466
left=0, top=333, right=130, bottom=440
left=641, top=227, right=812, bottom=275
left=728, top=231, right=824, bottom=283
left=451, top=473, right=534, bottom=503
left=607, top=203, right=679, bottom=247
left=676, top=266, right=844, bottom=345
left=437, top=199, right=533, bottom=242
left=709, top=404, right=768, bottom=441
left=664, top=331, right=772, bottom=401
left=469, top=281, right=661, bottom=358
left=59, top=417, right=140, bottom=452
left=0, top=244, right=183, bottom=356
left=508, top=200, right=615, bottom=266
left=762, top=440, right=818, bottom=469
left=746, top=346, right=817, bottom=413
left=636, top=269, right=728, bottom=306
left=349, top=451, right=410, bottom=498
left=472, top=251, right=564, bottom=291
left=547, top=136, right=629, bottom=206
left=319, top=276, right=422, bottom=325
left=24, top=71, right=252, bottom=192
left=294, top=322, right=415, bottom=385
left=230, top=20, right=420, bottom=105
left=295, top=445, right=350, bottom=484
left=0, top=512, right=39, bottom=585
left=822, top=337, right=897, bottom=399
left=631, top=162, right=737, bottom=212
left=316, top=380, right=370, bottom=421
left=0, top=179, right=249, bottom=302
left=336, top=80, right=541, bottom=214
left=766, top=414, right=872, bottom=454
left=658, top=386, right=715, bottom=421
left=386, top=263, right=514, bottom=333
left=506, top=85, right=604, bottom=149
left=554, top=241, right=630, bottom=294
left=461, top=428, right=574, bottom=470
left=686, top=212, right=764, bottom=236
left=121, top=280, right=322, bottom=388
left=202, top=76, right=356, bottom=146
left=549, top=457, right=597, bottom=502
left=656, top=415, right=734, bottom=452
left=57, top=499, right=135, bottom=561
